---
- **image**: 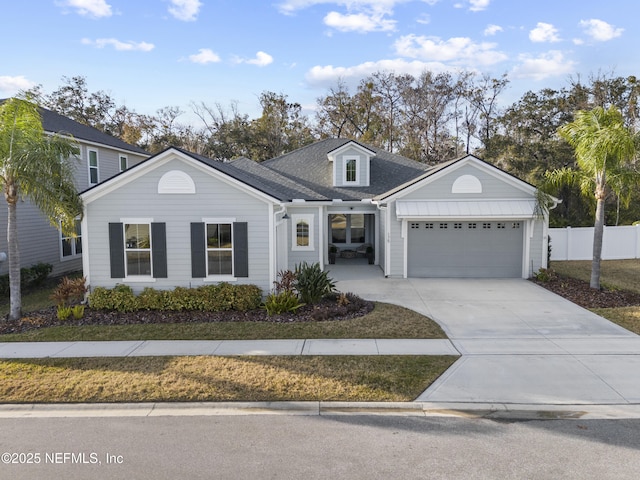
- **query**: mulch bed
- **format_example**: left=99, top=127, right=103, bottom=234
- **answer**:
left=0, top=294, right=374, bottom=336
left=531, top=274, right=640, bottom=309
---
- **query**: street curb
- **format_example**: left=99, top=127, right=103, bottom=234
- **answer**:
left=2, top=402, right=640, bottom=420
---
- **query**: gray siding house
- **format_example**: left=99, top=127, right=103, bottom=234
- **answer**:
left=0, top=106, right=149, bottom=276
left=80, top=139, right=556, bottom=294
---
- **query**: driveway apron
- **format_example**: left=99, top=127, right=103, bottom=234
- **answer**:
left=334, top=273, right=640, bottom=405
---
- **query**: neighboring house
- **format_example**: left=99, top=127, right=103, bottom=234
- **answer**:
left=0, top=105, right=149, bottom=276
left=80, top=138, right=556, bottom=294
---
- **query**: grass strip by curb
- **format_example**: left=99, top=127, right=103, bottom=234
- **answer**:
left=0, top=355, right=457, bottom=403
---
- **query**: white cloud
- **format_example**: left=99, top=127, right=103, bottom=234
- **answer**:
left=56, top=0, right=112, bottom=18
left=235, top=51, right=274, bottom=67
left=305, top=58, right=454, bottom=88
left=394, top=34, right=507, bottom=66
left=579, top=19, right=623, bottom=42
left=189, top=48, right=221, bottom=64
left=529, top=22, right=560, bottom=43
left=82, top=38, right=155, bottom=51
left=324, top=11, right=396, bottom=32
left=468, top=0, right=490, bottom=11
left=511, top=50, right=576, bottom=81
left=0, top=75, right=36, bottom=95
left=277, top=1, right=412, bottom=15
left=168, top=0, right=202, bottom=21
left=483, top=24, right=502, bottom=36
left=416, top=13, right=431, bottom=25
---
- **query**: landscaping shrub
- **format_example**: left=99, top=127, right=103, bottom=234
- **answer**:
left=87, top=283, right=262, bottom=312
left=263, top=290, right=305, bottom=315
left=50, top=276, right=87, bottom=307
left=294, top=262, right=336, bottom=304
left=0, top=262, right=53, bottom=297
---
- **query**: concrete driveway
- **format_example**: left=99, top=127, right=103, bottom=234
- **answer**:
left=332, top=266, right=640, bottom=405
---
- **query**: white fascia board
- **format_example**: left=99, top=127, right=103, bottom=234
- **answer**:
left=327, top=141, right=376, bottom=161
left=48, top=131, right=150, bottom=158
left=81, top=148, right=279, bottom=205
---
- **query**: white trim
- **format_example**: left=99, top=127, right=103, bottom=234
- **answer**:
left=87, top=148, right=99, bottom=186
left=81, top=214, right=91, bottom=288
left=401, top=219, right=408, bottom=278
left=291, top=213, right=314, bottom=251
left=343, top=155, right=360, bottom=185
left=202, top=220, right=235, bottom=278
left=327, top=141, right=376, bottom=159
left=317, top=205, right=324, bottom=267
left=47, top=131, right=150, bottom=158
left=121, top=220, right=153, bottom=279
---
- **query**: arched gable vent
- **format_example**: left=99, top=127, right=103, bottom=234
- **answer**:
left=158, top=170, right=196, bottom=194
left=451, top=174, right=482, bottom=194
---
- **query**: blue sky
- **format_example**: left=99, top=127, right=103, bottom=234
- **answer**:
left=0, top=0, right=636, bottom=122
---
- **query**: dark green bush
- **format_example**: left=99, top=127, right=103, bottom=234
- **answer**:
left=87, top=283, right=263, bottom=312
left=0, top=262, right=54, bottom=297
left=294, top=262, right=336, bottom=304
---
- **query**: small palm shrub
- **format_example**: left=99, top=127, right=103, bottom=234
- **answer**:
left=295, top=262, right=336, bottom=304
left=263, top=290, right=305, bottom=315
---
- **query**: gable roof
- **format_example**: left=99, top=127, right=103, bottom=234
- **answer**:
left=261, top=138, right=431, bottom=201
left=374, top=154, right=539, bottom=202
left=38, top=107, right=149, bottom=156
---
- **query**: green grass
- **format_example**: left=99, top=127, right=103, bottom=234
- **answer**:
left=0, top=355, right=458, bottom=403
left=552, top=259, right=640, bottom=335
left=0, top=302, right=447, bottom=342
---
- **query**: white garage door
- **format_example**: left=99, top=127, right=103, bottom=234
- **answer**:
left=407, top=221, right=524, bottom=278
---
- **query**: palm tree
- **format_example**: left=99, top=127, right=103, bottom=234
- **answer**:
left=547, top=106, right=637, bottom=289
left=0, top=98, right=82, bottom=321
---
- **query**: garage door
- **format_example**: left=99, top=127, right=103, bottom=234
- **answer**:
left=407, top=221, right=524, bottom=278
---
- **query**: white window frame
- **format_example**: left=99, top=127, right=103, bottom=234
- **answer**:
left=119, top=154, right=128, bottom=172
left=88, top=149, right=99, bottom=185
left=122, top=218, right=154, bottom=281
left=292, top=214, right=314, bottom=251
left=343, top=155, right=359, bottom=185
left=59, top=218, right=82, bottom=261
left=203, top=217, right=236, bottom=280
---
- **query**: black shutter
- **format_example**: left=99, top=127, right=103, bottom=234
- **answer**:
left=108, top=223, right=125, bottom=278
left=191, top=222, right=206, bottom=278
left=233, top=222, right=249, bottom=278
left=151, top=223, right=168, bottom=278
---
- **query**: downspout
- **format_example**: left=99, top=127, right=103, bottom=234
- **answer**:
left=271, top=204, right=288, bottom=288
left=371, top=200, right=389, bottom=277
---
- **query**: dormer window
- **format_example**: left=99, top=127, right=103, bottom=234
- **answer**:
left=345, top=157, right=358, bottom=183
left=327, top=140, right=374, bottom=187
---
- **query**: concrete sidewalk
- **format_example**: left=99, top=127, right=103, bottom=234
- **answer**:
left=0, top=338, right=459, bottom=358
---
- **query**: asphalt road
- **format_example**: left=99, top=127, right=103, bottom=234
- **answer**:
left=1, top=415, right=639, bottom=479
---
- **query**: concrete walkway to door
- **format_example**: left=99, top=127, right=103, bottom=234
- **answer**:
left=331, top=266, right=640, bottom=405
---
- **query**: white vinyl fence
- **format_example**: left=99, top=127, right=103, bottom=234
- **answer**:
left=550, top=225, right=640, bottom=261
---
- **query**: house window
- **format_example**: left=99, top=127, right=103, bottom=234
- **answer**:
left=497, top=222, right=506, bottom=229
left=207, top=223, right=233, bottom=275
left=483, top=223, right=491, bottom=229
left=345, top=158, right=357, bottom=182
left=61, top=218, right=82, bottom=259
left=88, top=149, right=99, bottom=185
left=512, top=222, right=521, bottom=229
left=439, top=223, right=448, bottom=229
left=411, top=223, right=420, bottom=229
left=292, top=214, right=314, bottom=251
left=330, top=214, right=364, bottom=244
left=454, top=223, right=462, bottom=229
left=425, top=223, right=434, bottom=229
left=468, top=223, right=477, bottom=229
left=119, top=155, right=128, bottom=172
left=124, top=223, right=151, bottom=276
